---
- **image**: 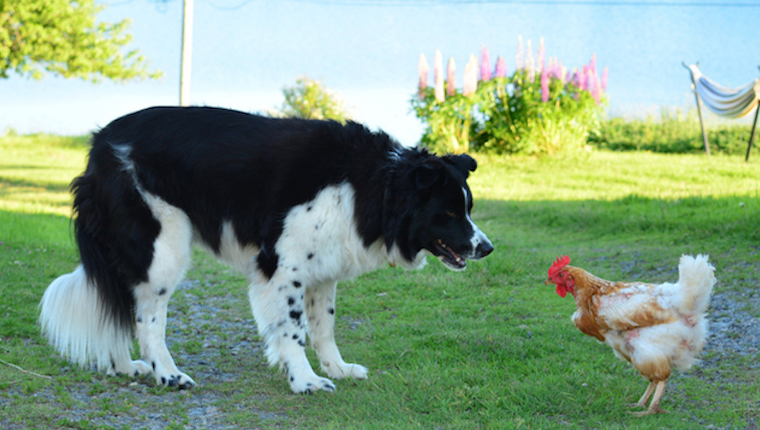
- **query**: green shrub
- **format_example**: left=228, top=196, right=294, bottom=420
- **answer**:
left=271, top=76, right=350, bottom=122
left=411, top=42, right=606, bottom=156
left=589, top=109, right=758, bottom=155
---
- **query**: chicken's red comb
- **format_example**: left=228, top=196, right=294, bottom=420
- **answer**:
left=548, top=255, right=571, bottom=277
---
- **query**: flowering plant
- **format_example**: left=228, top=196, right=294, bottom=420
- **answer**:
left=412, top=40, right=607, bottom=155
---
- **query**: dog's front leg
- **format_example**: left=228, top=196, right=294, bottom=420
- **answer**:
left=305, top=280, right=368, bottom=380
left=248, top=273, right=336, bottom=393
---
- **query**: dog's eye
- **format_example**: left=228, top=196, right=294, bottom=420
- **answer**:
left=446, top=210, right=456, bottom=217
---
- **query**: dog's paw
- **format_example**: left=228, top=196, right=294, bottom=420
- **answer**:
left=109, top=359, right=153, bottom=377
left=322, top=361, right=368, bottom=380
left=289, top=374, right=336, bottom=394
left=156, top=371, right=196, bottom=389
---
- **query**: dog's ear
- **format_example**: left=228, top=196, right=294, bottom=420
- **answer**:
left=443, top=154, right=477, bottom=178
left=410, top=164, right=441, bottom=190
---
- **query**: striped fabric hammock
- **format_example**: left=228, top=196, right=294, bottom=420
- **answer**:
left=686, top=64, right=760, bottom=118
left=684, top=63, right=760, bottom=161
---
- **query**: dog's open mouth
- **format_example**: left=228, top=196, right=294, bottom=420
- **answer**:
left=433, top=239, right=466, bottom=270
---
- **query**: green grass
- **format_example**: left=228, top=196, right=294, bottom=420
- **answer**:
left=1, top=133, right=758, bottom=429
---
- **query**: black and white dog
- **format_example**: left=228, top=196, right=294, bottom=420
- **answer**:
left=40, top=106, right=493, bottom=393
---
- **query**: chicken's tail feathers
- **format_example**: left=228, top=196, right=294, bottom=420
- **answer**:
left=678, top=254, right=716, bottom=316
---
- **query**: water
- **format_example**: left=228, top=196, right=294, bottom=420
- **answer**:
left=2, top=0, right=759, bottom=144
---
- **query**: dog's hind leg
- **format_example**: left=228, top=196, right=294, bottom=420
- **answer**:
left=134, top=194, right=195, bottom=388
left=305, top=281, right=368, bottom=379
left=249, top=273, right=336, bottom=394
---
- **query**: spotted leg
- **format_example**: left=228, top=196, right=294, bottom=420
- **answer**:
left=134, top=282, right=196, bottom=389
left=249, top=272, right=336, bottom=394
left=305, top=281, right=367, bottom=380
left=132, top=194, right=195, bottom=389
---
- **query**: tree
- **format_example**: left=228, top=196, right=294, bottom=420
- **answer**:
left=273, top=76, right=351, bottom=122
left=0, top=0, right=160, bottom=82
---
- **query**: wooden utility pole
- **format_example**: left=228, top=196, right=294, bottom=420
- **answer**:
left=179, top=0, right=194, bottom=106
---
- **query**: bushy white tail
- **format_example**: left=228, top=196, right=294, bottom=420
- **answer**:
left=677, top=254, right=716, bottom=316
left=39, top=265, right=133, bottom=373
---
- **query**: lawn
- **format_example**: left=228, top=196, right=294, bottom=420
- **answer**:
left=0, top=134, right=758, bottom=429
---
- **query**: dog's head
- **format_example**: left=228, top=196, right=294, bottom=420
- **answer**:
left=384, top=152, right=493, bottom=271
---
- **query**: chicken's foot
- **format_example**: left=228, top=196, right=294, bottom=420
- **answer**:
left=629, top=380, right=669, bottom=417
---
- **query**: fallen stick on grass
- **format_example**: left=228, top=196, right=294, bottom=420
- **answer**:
left=0, top=358, right=52, bottom=380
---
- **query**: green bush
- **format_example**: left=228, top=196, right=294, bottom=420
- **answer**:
left=475, top=71, right=604, bottom=155
left=411, top=43, right=606, bottom=156
left=589, top=109, right=758, bottom=155
left=271, top=76, right=350, bottom=122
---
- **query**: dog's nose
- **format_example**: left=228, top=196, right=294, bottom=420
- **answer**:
left=475, top=239, right=494, bottom=258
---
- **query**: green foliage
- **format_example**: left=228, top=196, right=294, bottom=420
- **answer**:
left=0, top=0, right=160, bottom=81
left=590, top=109, right=759, bottom=156
left=272, top=76, right=350, bottom=122
left=411, top=73, right=605, bottom=156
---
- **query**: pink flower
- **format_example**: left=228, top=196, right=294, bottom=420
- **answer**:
left=540, top=69, right=550, bottom=102
left=592, top=77, right=601, bottom=104
left=546, top=57, right=556, bottom=78
left=601, top=66, right=608, bottom=92
left=418, top=53, right=429, bottom=98
left=463, top=54, right=478, bottom=96
left=536, top=37, right=546, bottom=73
left=590, top=52, right=597, bottom=74
left=515, top=35, right=524, bottom=70
left=434, top=50, right=444, bottom=102
left=580, top=65, right=589, bottom=91
left=494, top=56, right=507, bottom=78
left=480, top=45, right=492, bottom=81
left=571, top=67, right=580, bottom=88
left=447, top=57, right=457, bottom=97
left=525, top=40, right=535, bottom=83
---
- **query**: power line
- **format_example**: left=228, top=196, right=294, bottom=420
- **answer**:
left=199, top=0, right=257, bottom=10
left=104, top=0, right=760, bottom=8
left=282, top=0, right=760, bottom=7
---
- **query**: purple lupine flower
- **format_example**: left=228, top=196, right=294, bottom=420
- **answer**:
left=546, top=57, right=556, bottom=78
left=580, top=65, right=589, bottom=91
left=525, top=40, right=535, bottom=83
left=540, top=69, right=550, bottom=102
left=494, top=56, right=507, bottom=78
left=463, top=54, right=478, bottom=96
left=515, top=35, right=524, bottom=70
left=571, top=67, right=580, bottom=88
left=536, top=37, right=546, bottom=73
left=418, top=53, right=429, bottom=98
left=601, top=66, right=608, bottom=92
left=480, top=45, right=492, bottom=81
left=587, top=66, right=597, bottom=94
left=591, top=72, right=602, bottom=104
left=434, top=50, right=444, bottom=102
left=447, top=57, right=457, bottom=97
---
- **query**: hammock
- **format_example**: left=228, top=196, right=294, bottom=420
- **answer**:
left=684, top=63, right=760, bottom=161
left=686, top=64, right=760, bottom=118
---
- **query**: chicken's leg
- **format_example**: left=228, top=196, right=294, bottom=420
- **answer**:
left=632, top=380, right=669, bottom=417
left=630, top=381, right=656, bottom=408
